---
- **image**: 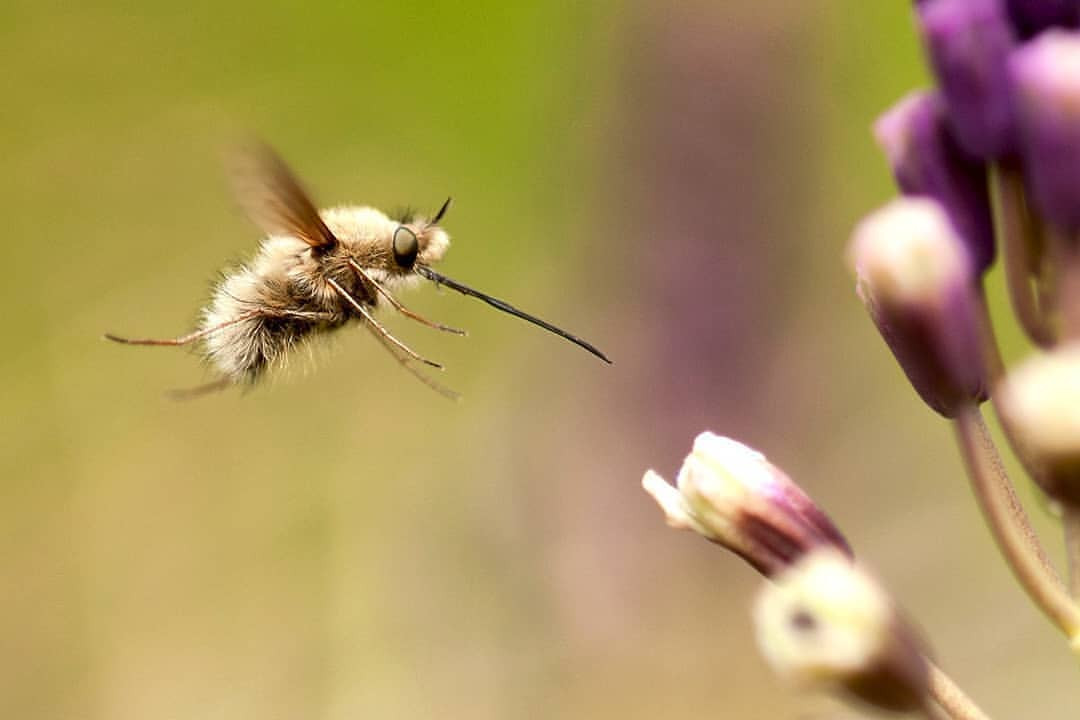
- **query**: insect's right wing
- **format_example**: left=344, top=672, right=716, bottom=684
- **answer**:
left=228, top=140, right=338, bottom=250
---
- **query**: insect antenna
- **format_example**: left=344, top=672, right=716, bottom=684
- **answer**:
left=428, top=197, right=453, bottom=227
left=414, top=265, right=612, bottom=363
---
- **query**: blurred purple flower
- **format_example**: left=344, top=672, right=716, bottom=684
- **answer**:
left=1004, top=0, right=1079, bottom=37
left=754, top=549, right=931, bottom=714
left=918, top=0, right=1018, bottom=158
left=1010, top=30, right=1080, bottom=231
left=875, top=90, right=996, bottom=274
left=849, top=198, right=988, bottom=418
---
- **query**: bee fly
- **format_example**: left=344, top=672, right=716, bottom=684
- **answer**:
left=105, top=142, right=611, bottom=398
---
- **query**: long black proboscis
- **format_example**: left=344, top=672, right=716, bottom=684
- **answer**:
left=416, top=265, right=612, bottom=364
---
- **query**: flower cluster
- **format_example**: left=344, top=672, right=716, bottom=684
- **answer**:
left=865, top=1, right=1080, bottom=508
left=643, top=435, right=932, bottom=714
left=865, top=2, right=1080, bottom=387
left=854, top=0, right=1080, bottom=691
left=907, top=0, right=1080, bottom=236
left=640, top=4, right=1080, bottom=717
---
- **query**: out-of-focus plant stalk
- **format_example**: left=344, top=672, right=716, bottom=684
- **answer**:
left=1063, top=504, right=1080, bottom=598
left=973, top=284, right=1005, bottom=384
left=927, top=662, right=992, bottom=720
left=989, top=161, right=1055, bottom=347
left=952, top=403, right=1080, bottom=640
left=1052, top=230, right=1080, bottom=340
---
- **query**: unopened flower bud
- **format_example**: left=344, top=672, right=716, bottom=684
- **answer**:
left=875, top=90, right=995, bottom=274
left=1004, top=0, right=1079, bottom=38
left=998, top=343, right=1080, bottom=503
left=753, top=549, right=930, bottom=714
left=1010, top=30, right=1080, bottom=232
left=641, top=432, right=850, bottom=577
left=848, top=198, right=987, bottom=418
left=919, top=0, right=1019, bottom=159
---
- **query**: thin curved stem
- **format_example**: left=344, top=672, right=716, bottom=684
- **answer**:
left=953, top=403, right=1080, bottom=637
left=1064, top=504, right=1080, bottom=599
left=920, top=701, right=949, bottom=720
left=973, top=285, right=1003, bottom=386
left=990, top=161, right=1055, bottom=348
left=1051, top=228, right=1080, bottom=341
left=926, top=662, right=992, bottom=720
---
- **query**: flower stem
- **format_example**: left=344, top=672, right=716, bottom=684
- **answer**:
left=953, top=403, right=1080, bottom=637
left=990, top=161, right=1055, bottom=347
left=1052, top=228, right=1080, bottom=341
left=926, top=662, right=992, bottom=720
left=1064, top=504, right=1080, bottom=599
left=974, top=284, right=1003, bottom=385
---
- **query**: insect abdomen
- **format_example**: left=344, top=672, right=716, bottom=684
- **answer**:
left=201, top=262, right=342, bottom=383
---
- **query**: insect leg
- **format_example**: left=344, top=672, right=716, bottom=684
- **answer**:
left=361, top=321, right=461, bottom=400
left=326, top=277, right=444, bottom=370
left=347, top=259, right=466, bottom=335
left=104, top=311, right=262, bottom=346
left=166, top=377, right=233, bottom=401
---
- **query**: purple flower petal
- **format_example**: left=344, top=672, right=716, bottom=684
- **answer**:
left=1010, top=30, right=1080, bottom=231
left=850, top=199, right=988, bottom=418
left=919, top=0, right=1019, bottom=158
left=1004, top=0, right=1080, bottom=37
left=875, top=90, right=996, bottom=274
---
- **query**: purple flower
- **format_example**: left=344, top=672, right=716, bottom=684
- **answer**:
left=875, top=90, right=996, bottom=274
left=918, top=0, right=1019, bottom=158
left=1010, top=30, right=1080, bottom=231
left=848, top=198, right=988, bottom=418
left=1004, top=0, right=1079, bottom=37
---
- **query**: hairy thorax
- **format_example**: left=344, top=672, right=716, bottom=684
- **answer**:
left=196, top=205, right=447, bottom=383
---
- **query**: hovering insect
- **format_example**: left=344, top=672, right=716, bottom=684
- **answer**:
left=104, top=142, right=610, bottom=398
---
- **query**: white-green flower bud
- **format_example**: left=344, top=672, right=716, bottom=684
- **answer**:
left=998, top=343, right=1080, bottom=503
left=753, top=548, right=930, bottom=713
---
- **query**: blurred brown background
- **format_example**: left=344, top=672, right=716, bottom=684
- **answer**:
left=3, top=1, right=1075, bottom=718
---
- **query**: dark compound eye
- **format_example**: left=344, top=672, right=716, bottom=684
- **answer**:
left=392, top=225, right=419, bottom=267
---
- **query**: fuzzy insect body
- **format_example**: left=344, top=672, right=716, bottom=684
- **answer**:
left=105, top=142, right=610, bottom=397
left=203, top=206, right=447, bottom=382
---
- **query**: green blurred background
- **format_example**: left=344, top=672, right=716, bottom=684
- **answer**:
left=4, top=1, right=1077, bottom=718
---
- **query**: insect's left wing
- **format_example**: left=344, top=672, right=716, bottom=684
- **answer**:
left=228, top=141, right=338, bottom=250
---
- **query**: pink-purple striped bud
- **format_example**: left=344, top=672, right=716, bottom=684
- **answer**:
left=875, top=90, right=996, bottom=274
left=642, top=432, right=850, bottom=577
left=848, top=198, right=988, bottom=418
left=918, top=0, right=1019, bottom=158
left=1009, top=30, right=1080, bottom=232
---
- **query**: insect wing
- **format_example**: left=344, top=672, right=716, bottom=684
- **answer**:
left=228, top=141, right=338, bottom=250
